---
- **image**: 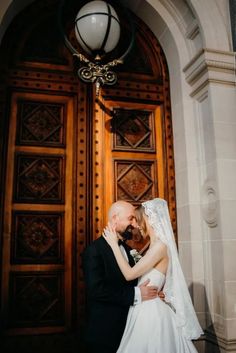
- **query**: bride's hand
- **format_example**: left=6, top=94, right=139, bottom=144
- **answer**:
left=102, top=222, right=119, bottom=248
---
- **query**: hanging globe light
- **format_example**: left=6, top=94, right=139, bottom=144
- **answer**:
left=58, top=0, right=135, bottom=96
left=75, top=1, right=121, bottom=60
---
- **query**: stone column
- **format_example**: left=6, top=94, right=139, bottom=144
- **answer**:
left=184, top=49, right=236, bottom=353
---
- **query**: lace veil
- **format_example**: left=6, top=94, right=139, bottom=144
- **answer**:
left=142, top=198, right=203, bottom=340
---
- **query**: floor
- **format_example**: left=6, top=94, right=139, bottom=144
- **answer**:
left=0, top=333, right=85, bottom=353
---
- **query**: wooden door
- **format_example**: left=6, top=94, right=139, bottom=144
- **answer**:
left=0, top=1, right=89, bottom=341
left=92, top=87, right=176, bottom=251
left=1, top=91, right=74, bottom=334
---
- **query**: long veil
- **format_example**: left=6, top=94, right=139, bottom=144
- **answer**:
left=142, top=198, right=203, bottom=340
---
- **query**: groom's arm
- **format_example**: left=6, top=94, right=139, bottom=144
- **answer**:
left=82, top=244, right=135, bottom=307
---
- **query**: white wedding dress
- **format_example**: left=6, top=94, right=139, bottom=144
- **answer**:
left=117, top=268, right=198, bottom=353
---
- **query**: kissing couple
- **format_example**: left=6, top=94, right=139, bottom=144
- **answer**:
left=82, top=198, right=203, bottom=353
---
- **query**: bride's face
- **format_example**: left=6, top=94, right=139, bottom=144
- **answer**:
left=135, top=209, right=148, bottom=239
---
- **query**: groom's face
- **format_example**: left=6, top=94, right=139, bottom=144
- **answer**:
left=115, top=203, right=137, bottom=239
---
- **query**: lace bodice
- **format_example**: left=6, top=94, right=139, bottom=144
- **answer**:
left=138, top=268, right=165, bottom=290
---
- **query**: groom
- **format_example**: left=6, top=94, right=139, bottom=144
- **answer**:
left=82, top=200, right=160, bottom=353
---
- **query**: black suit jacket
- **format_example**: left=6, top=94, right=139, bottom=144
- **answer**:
left=82, top=236, right=138, bottom=349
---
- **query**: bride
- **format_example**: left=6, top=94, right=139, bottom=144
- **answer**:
left=103, top=198, right=203, bottom=353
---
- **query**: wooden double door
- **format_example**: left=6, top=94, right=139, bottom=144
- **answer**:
left=1, top=87, right=175, bottom=334
left=0, top=0, right=176, bottom=346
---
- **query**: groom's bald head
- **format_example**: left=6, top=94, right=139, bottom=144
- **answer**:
left=108, top=200, right=136, bottom=236
left=108, top=200, right=134, bottom=220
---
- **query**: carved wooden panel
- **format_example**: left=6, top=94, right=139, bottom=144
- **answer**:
left=7, top=68, right=78, bottom=94
left=14, top=153, right=65, bottom=203
left=8, top=271, right=65, bottom=328
left=114, top=160, right=157, bottom=203
left=16, top=100, right=66, bottom=147
left=11, top=211, right=64, bottom=264
left=112, top=108, right=155, bottom=152
left=103, top=82, right=164, bottom=103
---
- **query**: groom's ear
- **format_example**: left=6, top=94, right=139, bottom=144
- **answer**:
left=109, top=214, right=117, bottom=227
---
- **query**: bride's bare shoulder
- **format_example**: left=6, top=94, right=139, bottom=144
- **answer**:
left=150, top=240, right=167, bottom=254
left=154, top=240, right=167, bottom=255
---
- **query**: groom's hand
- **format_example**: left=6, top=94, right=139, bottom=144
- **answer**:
left=158, top=291, right=165, bottom=301
left=139, top=279, right=158, bottom=301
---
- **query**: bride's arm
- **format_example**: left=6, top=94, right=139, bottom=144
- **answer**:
left=103, top=225, right=166, bottom=281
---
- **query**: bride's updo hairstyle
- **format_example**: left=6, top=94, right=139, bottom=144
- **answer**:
left=135, top=205, right=148, bottom=236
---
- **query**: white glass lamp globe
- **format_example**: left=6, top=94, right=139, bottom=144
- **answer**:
left=75, top=1, right=121, bottom=56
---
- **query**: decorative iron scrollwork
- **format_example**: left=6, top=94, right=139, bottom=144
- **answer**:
left=75, top=53, right=123, bottom=95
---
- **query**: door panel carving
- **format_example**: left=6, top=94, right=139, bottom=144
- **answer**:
left=8, top=271, right=65, bottom=328
left=16, top=101, right=66, bottom=147
left=11, top=211, right=64, bottom=264
left=112, top=108, right=155, bottom=151
left=115, top=160, right=157, bottom=202
left=14, top=153, right=65, bottom=203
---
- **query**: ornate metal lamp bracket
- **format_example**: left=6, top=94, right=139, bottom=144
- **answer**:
left=74, top=53, right=123, bottom=95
